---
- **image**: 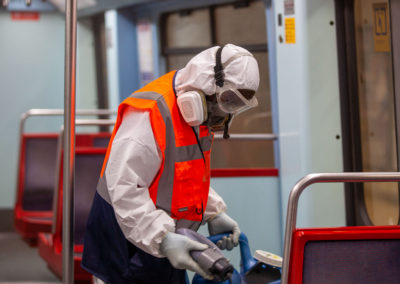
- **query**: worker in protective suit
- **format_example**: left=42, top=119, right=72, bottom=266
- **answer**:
left=81, top=43, right=260, bottom=284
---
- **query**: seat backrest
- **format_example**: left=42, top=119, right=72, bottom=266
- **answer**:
left=73, top=148, right=106, bottom=245
left=92, top=133, right=111, bottom=148
left=288, top=226, right=400, bottom=284
left=20, top=134, right=59, bottom=211
left=51, top=147, right=107, bottom=253
left=76, top=132, right=111, bottom=148
left=16, top=132, right=111, bottom=213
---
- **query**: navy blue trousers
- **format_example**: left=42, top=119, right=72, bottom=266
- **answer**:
left=82, top=192, right=188, bottom=284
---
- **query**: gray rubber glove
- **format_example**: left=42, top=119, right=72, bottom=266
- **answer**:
left=160, top=232, right=213, bottom=280
left=207, top=212, right=240, bottom=251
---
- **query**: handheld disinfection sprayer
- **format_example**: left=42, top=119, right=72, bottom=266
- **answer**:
left=176, top=228, right=234, bottom=282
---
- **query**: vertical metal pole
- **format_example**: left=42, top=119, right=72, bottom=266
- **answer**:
left=63, top=0, right=77, bottom=283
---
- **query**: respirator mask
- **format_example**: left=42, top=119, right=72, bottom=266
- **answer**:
left=177, top=45, right=258, bottom=138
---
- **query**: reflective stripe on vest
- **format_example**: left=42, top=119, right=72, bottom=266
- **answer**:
left=133, top=91, right=176, bottom=210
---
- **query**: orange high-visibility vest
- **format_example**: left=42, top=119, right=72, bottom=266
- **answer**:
left=99, top=71, right=213, bottom=222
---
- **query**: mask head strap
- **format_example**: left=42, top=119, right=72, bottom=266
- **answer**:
left=213, top=45, right=231, bottom=139
left=223, top=114, right=232, bottom=139
left=214, top=46, right=225, bottom=87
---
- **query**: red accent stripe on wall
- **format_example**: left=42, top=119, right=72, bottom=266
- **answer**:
left=211, top=168, right=279, bottom=177
left=11, top=12, right=40, bottom=21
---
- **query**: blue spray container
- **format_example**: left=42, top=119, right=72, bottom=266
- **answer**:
left=191, top=232, right=281, bottom=284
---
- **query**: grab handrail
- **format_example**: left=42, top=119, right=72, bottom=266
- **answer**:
left=281, top=172, right=400, bottom=284
left=19, top=108, right=117, bottom=135
left=20, top=110, right=276, bottom=141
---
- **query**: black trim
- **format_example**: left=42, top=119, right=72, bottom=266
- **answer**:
left=210, top=6, right=217, bottom=45
left=162, top=44, right=267, bottom=56
left=233, top=0, right=250, bottom=8
left=389, top=0, right=400, bottom=224
left=92, top=14, right=110, bottom=132
left=191, top=127, right=206, bottom=163
left=335, top=0, right=369, bottom=226
left=172, top=70, right=178, bottom=96
left=162, top=47, right=213, bottom=56
left=160, top=13, right=168, bottom=55
left=0, top=209, right=14, bottom=232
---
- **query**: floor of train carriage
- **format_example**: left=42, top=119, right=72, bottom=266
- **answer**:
left=0, top=213, right=60, bottom=283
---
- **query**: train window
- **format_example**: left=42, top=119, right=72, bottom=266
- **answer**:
left=214, top=1, right=267, bottom=45
left=162, top=0, right=274, bottom=169
left=166, top=54, right=194, bottom=71
left=354, top=0, right=399, bottom=225
left=166, top=9, right=212, bottom=48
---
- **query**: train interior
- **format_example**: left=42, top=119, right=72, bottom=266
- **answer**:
left=1, top=0, right=400, bottom=283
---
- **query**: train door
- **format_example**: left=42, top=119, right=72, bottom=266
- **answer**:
left=336, top=0, right=400, bottom=225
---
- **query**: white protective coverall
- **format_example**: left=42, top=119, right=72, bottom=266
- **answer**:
left=93, top=43, right=259, bottom=283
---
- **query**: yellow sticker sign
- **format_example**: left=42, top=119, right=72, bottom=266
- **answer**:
left=285, top=17, right=296, bottom=44
left=372, top=3, right=391, bottom=52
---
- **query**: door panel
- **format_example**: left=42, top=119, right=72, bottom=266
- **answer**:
left=353, top=0, right=399, bottom=225
left=336, top=0, right=400, bottom=225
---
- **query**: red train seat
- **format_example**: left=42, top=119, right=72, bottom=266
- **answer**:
left=38, top=147, right=106, bottom=282
left=14, top=133, right=110, bottom=244
left=288, top=225, right=400, bottom=284
left=14, top=134, right=59, bottom=243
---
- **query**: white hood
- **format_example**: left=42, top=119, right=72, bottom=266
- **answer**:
left=175, top=44, right=260, bottom=96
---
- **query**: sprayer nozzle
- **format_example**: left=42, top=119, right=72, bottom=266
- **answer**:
left=209, top=258, right=234, bottom=282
